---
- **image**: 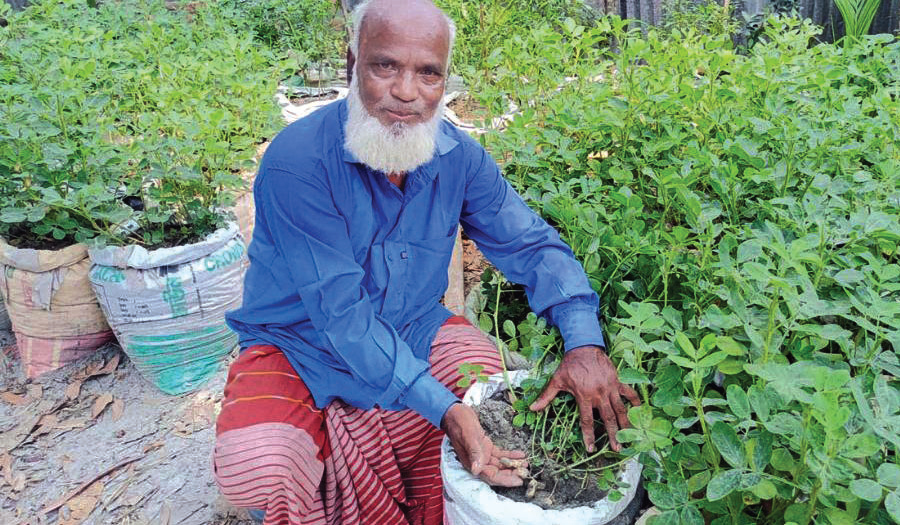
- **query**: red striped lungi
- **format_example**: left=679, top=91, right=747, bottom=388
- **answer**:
left=213, top=317, right=501, bottom=524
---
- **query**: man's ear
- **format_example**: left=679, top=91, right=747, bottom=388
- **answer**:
left=347, top=49, right=356, bottom=84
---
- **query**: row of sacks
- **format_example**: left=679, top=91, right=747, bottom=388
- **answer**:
left=0, top=223, right=245, bottom=395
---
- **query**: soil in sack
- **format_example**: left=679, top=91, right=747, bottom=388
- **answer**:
left=89, top=224, right=245, bottom=395
left=476, top=388, right=612, bottom=509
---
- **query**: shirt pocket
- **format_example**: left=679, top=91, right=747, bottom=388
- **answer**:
left=404, top=231, right=457, bottom=310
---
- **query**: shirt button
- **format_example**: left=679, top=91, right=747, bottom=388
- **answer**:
left=400, top=251, right=408, bottom=260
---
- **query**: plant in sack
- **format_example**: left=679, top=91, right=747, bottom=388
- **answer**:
left=441, top=271, right=644, bottom=525
left=0, top=5, right=128, bottom=377
left=85, top=1, right=280, bottom=395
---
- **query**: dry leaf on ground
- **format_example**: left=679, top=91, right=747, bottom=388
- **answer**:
left=172, top=390, right=216, bottom=436
left=110, top=398, right=124, bottom=422
left=1, top=391, right=26, bottom=405
left=92, top=394, right=114, bottom=419
left=57, top=481, right=103, bottom=525
left=98, top=354, right=120, bottom=376
left=65, top=381, right=83, bottom=401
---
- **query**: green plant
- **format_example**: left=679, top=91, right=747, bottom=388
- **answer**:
left=219, top=0, right=344, bottom=80
left=470, top=12, right=900, bottom=523
left=0, top=0, right=282, bottom=249
left=833, top=0, right=883, bottom=42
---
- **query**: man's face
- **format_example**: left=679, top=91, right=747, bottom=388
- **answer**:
left=355, top=14, right=449, bottom=130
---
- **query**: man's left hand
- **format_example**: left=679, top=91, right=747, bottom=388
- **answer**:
left=529, top=345, right=640, bottom=453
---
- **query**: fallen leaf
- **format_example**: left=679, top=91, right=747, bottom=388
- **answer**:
left=1, top=391, right=26, bottom=406
left=92, top=394, right=114, bottom=419
left=55, top=418, right=89, bottom=431
left=143, top=441, right=164, bottom=454
left=98, top=354, right=120, bottom=376
left=110, top=398, right=124, bottom=422
left=65, top=381, right=83, bottom=401
left=35, top=414, right=59, bottom=436
left=159, top=502, right=171, bottom=525
left=26, top=384, right=43, bottom=401
left=172, top=391, right=216, bottom=436
left=58, top=481, right=103, bottom=525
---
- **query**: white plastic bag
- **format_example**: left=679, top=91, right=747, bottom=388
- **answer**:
left=441, top=370, right=643, bottom=525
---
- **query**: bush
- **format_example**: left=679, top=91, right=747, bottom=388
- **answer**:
left=0, top=0, right=282, bottom=248
left=478, top=14, right=900, bottom=523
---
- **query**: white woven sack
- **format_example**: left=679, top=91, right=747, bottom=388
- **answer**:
left=88, top=223, right=245, bottom=394
left=441, top=370, right=643, bottom=525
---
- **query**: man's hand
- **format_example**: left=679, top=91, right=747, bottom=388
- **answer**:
left=441, top=403, right=528, bottom=487
left=529, top=346, right=641, bottom=452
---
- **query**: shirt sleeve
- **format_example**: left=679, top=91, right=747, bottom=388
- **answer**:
left=254, top=166, right=458, bottom=427
left=459, top=146, right=606, bottom=351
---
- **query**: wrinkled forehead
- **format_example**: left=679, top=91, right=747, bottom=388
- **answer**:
left=358, top=6, right=451, bottom=65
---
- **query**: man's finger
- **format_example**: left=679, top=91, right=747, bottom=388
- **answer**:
left=576, top=396, right=596, bottom=452
left=619, top=383, right=642, bottom=407
left=529, top=380, right=561, bottom=412
left=479, top=465, right=526, bottom=487
left=611, top=393, right=629, bottom=430
left=597, top=400, right=620, bottom=452
left=494, top=448, right=527, bottom=461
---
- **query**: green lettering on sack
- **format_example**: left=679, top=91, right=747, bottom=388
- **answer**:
left=162, top=276, right=188, bottom=316
left=203, top=241, right=245, bottom=272
left=91, top=266, right=126, bottom=283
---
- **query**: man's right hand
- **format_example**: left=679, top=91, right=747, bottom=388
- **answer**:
left=441, top=402, right=528, bottom=487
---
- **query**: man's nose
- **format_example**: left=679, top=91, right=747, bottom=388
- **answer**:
left=390, top=71, right=417, bottom=103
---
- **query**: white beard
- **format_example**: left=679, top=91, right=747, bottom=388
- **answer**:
left=344, top=75, right=444, bottom=174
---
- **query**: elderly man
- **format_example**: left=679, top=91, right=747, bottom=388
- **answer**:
left=213, top=0, right=639, bottom=523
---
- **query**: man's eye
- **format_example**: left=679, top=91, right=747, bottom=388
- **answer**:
left=376, top=62, right=395, bottom=71
left=421, top=70, right=442, bottom=81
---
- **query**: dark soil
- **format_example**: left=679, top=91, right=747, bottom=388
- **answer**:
left=461, top=237, right=490, bottom=297
left=1, top=229, right=77, bottom=251
left=476, top=391, right=611, bottom=510
left=448, top=93, right=487, bottom=124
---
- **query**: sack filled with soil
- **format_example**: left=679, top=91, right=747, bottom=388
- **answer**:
left=88, top=223, right=245, bottom=395
left=0, top=239, right=114, bottom=378
left=441, top=370, right=643, bottom=525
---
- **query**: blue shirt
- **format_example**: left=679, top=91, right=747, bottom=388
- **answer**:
left=226, top=99, right=605, bottom=428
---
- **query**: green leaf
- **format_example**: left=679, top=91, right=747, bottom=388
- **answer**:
left=619, top=368, right=651, bottom=384
left=649, top=510, right=679, bottom=525
left=502, top=319, right=516, bottom=338
left=834, top=269, right=865, bottom=287
left=752, top=479, right=778, bottom=500
left=675, top=332, right=697, bottom=359
left=842, top=434, right=881, bottom=458
left=877, top=463, right=900, bottom=488
left=647, top=482, right=677, bottom=509
left=680, top=505, right=704, bottom=525
left=849, top=479, right=883, bottom=502
left=750, top=430, right=773, bottom=472
left=478, top=313, right=493, bottom=333
left=771, top=448, right=796, bottom=471
left=726, top=384, right=751, bottom=420
left=707, top=469, right=742, bottom=501
left=697, top=351, right=729, bottom=368
left=716, top=336, right=746, bottom=356
left=711, top=421, right=745, bottom=469
left=886, top=490, right=900, bottom=522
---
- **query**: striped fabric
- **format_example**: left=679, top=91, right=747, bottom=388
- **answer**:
left=213, top=317, right=501, bottom=524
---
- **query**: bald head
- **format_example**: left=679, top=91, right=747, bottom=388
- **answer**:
left=350, top=0, right=456, bottom=72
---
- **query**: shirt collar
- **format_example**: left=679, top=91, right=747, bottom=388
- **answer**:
left=338, top=98, right=459, bottom=166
